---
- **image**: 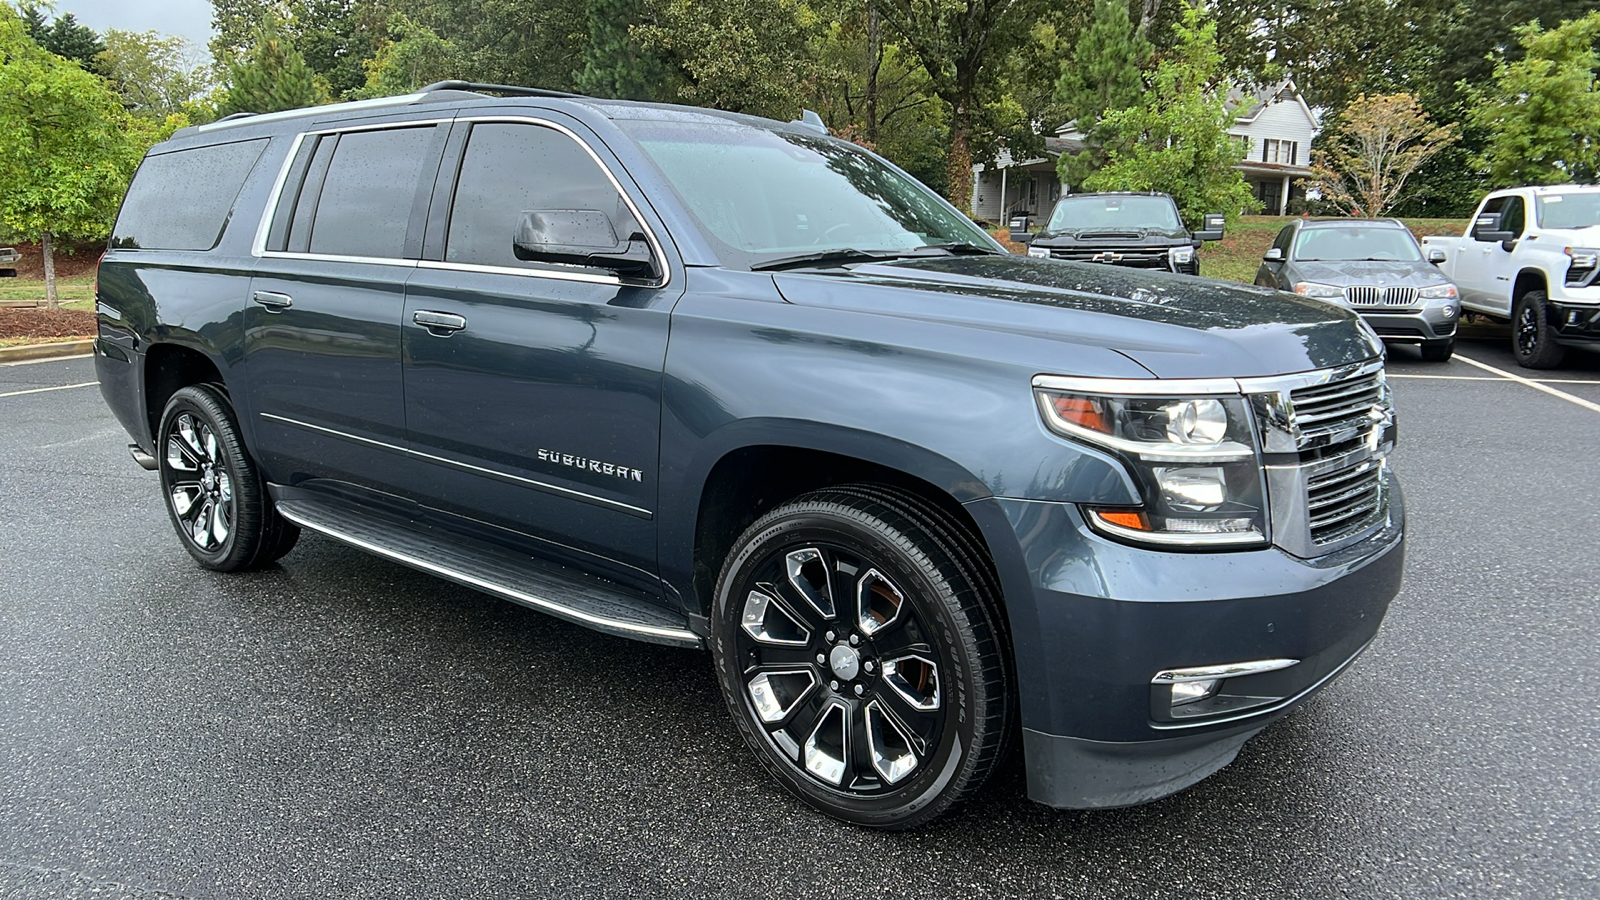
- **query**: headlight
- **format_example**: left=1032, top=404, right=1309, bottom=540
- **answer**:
left=1168, top=246, right=1194, bottom=265
left=1293, top=282, right=1343, bottom=299
left=1035, top=380, right=1269, bottom=547
left=1564, top=247, right=1599, bottom=269
left=1418, top=283, right=1458, bottom=300
left=1027, top=245, right=1050, bottom=259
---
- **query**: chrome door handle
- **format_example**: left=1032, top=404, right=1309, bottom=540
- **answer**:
left=412, top=310, right=467, bottom=335
left=252, top=290, right=293, bottom=310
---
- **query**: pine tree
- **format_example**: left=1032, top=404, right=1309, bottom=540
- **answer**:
left=576, top=0, right=675, bottom=100
left=218, top=22, right=329, bottom=116
left=1056, top=0, right=1150, bottom=189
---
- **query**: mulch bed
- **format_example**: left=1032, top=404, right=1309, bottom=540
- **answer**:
left=0, top=307, right=96, bottom=341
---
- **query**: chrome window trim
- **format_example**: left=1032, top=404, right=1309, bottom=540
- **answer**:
left=259, top=412, right=653, bottom=519
left=275, top=504, right=696, bottom=645
left=249, top=114, right=671, bottom=289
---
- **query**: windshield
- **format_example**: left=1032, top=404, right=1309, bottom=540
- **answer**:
left=1536, top=193, right=1600, bottom=229
left=1292, top=226, right=1422, bottom=262
left=617, top=119, right=996, bottom=266
left=1046, top=195, right=1182, bottom=232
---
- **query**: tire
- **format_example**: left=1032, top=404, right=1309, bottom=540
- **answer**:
left=1420, top=339, right=1454, bottom=362
left=157, top=384, right=298, bottom=571
left=711, top=485, right=1011, bottom=829
left=1511, top=291, right=1567, bottom=369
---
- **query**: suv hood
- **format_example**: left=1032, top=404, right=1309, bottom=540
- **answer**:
left=771, top=255, right=1382, bottom=379
left=1290, top=259, right=1451, bottom=287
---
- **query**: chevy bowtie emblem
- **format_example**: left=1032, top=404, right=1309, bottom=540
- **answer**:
left=1092, top=252, right=1124, bottom=263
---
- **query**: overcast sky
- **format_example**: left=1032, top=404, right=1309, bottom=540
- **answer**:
left=56, top=0, right=216, bottom=58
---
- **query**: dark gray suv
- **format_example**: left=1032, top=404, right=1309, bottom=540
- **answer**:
left=94, top=82, right=1404, bottom=829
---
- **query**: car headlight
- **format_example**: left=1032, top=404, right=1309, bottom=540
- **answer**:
left=1564, top=247, right=1599, bottom=269
left=1293, top=282, right=1343, bottom=299
left=1418, top=283, right=1458, bottom=300
left=1034, top=379, right=1269, bottom=547
left=1027, top=245, right=1050, bottom=259
left=1169, top=246, right=1194, bottom=265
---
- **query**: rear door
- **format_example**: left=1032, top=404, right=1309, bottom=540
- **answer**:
left=1455, top=194, right=1525, bottom=315
left=400, top=114, right=682, bottom=587
left=242, top=118, right=449, bottom=493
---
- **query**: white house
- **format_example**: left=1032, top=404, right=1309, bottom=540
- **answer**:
left=970, top=79, right=1320, bottom=223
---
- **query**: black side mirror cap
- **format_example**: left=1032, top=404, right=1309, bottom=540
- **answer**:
left=513, top=209, right=658, bottom=279
left=1193, top=213, right=1226, bottom=242
left=1471, top=212, right=1514, bottom=244
left=1010, top=231, right=1034, bottom=244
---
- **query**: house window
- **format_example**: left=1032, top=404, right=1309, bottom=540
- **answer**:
left=1262, top=139, right=1299, bottom=165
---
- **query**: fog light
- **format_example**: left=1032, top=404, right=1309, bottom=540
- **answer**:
left=1442, top=305, right=1456, bottom=318
left=1156, top=466, right=1228, bottom=510
left=1171, top=679, right=1220, bottom=706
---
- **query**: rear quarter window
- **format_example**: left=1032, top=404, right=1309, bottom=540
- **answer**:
left=111, top=139, right=270, bottom=251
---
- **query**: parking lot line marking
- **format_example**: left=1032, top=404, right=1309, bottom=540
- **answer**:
left=1388, top=373, right=1600, bottom=384
left=0, top=381, right=98, bottom=398
left=1453, top=354, right=1600, bottom=413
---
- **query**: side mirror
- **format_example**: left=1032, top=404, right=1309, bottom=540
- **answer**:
left=1193, top=213, right=1226, bottom=242
left=1471, top=212, right=1514, bottom=244
left=1263, top=247, right=1284, bottom=262
left=513, top=209, right=657, bottom=279
left=1010, top=230, right=1034, bottom=245
left=1427, top=248, right=1446, bottom=264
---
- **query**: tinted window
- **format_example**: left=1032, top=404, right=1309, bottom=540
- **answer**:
left=1537, top=192, right=1600, bottom=228
left=308, top=127, right=435, bottom=258
left=1272, top=225, right=1295, bottom=254
left=111, top=139, right=268, bottom=250
left=1293, top=226, right=1422, bottom=262
left=1500, top=196, right=1526, bottom=235
left=1047, top=195, right=1182, bottom=232
left=446, top=123, right=633, bottom=269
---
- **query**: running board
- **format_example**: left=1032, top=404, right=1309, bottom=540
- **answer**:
left=274, top=497, right=701, bottom=648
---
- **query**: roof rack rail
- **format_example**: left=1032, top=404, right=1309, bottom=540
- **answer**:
left=418, top=80, right=584, bottom=99
left=212, top=111, right=257, bottom=123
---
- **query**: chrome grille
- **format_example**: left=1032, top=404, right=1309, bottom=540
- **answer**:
left=1049, top=248, right=1170, bottom=268
left=1344, top=285, right=1419, bottom=307
left=1289, top=369, right=1385, bottom=451
left=1306, top=457, right=1383, bottom=544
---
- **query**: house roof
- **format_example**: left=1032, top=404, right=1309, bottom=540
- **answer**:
left=1228, top=78, right=1320, bottom=129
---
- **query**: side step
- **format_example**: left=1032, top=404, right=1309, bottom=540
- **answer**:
left=274, top=496, right=701, bottom=648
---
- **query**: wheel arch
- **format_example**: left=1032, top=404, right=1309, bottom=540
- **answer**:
left=1513, top=268, right=1548, bottom=305
left=664, top=422, right=1001, bottom=625
left=143, top=341, right=228, bottom=445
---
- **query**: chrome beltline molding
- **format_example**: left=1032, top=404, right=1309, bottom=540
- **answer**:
left=259, top=412, right=653, bottom=518
left=275, top=504, right=697, bottom=644
left=1148, top=639, right=1373, bottom=731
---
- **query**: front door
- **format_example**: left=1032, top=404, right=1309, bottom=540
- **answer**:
left=400, top=117, right=680, bottom=590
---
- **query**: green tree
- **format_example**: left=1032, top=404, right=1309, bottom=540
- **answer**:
left=1055, top=0, right=1150, bottom=188
left=97, top=30, right=212, bottom=119
left=20, top=3, right=103, bottom=69
left=871, top=0, right=1042, bottom=211
left=576, top=0, right=676, bottom=100
left=1470, top=11, right=1600, bottom=187
left=352, top=14, right=459, bottom=97
left=218, top=20, right=329, bottom=116
left=1077, top=1, right=1256, bottom=224
left=635, top=0, right=822, bottom=119
left=0, top=8, right=159, bottom=307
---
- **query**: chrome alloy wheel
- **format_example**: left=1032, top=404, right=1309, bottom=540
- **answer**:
left=734, top=543, right=945, bottom=793
left=163, top=412, right=235, bottom=551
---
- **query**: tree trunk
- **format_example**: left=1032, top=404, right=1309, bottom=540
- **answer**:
left=42, top=231, right=58, bottom=310
left=866, top=6, right=881, bottom=146
left=946, top=114, right=974, bottom=214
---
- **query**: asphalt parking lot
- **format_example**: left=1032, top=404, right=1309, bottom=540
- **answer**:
left=2, top=337, right=1597, bottom=899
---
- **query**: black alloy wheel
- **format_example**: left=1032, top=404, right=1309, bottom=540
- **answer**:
left=711, top=485, right=1011, bottom=829
left=158, top=384, right=298, bottom=571
left=1512, top=291, right=1567, bottom=369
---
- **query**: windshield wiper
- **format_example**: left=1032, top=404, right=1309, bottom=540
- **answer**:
left=916, top=241, right=1006, bottom=256
left=749, top=248, right=904, bottom=271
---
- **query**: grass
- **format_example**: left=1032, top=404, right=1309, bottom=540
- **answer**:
left=0, top=273, right=95, bottom=307
left=1199, top=215, right=1469, bottom=284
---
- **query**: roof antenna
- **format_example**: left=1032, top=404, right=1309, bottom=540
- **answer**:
left=791, top=109, right=828, bottom=135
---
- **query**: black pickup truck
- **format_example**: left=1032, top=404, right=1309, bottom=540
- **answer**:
left=1016, top=192, right=1225, bottom=276
left=95, top=83, right=1403, bottom=829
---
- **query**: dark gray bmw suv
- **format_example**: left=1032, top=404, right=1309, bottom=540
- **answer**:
left=94, top=82, right=1404, bottom=829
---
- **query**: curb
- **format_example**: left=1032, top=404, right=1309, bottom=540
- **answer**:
left=0, top=339, right=95, bottom=364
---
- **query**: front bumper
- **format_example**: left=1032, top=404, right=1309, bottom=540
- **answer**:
left=1358, top=307, right=1457, bottom=343
left=1549, top=301, right=1600, bottom=347
left=967, top=482, right=1404, bottom=809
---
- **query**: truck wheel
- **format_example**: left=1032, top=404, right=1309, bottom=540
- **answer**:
left=158, top=385, right=298, bottom=571
left=711, top=487, right=1010, bottom=829
left=1420, top=339, right=1454, bottom=362
left=1512, top=292, right=1567, bottom=369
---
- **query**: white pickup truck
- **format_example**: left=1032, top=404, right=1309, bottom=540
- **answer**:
left=1422, top=184, right=1600, bottom=367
